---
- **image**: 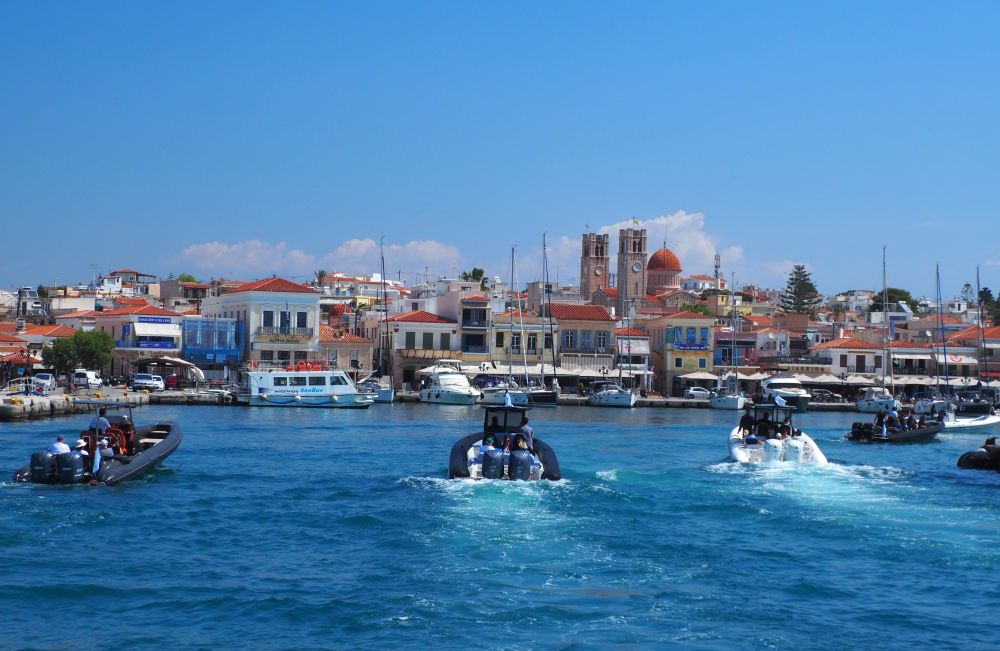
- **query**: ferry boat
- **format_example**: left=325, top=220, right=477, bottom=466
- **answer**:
left=237, top=368, right=374, bottom=408
left=419, top=360, right=482, bottom=405
left=728, top=403, right=827, bottom=464
left=448, top=406, right=561, bottom=481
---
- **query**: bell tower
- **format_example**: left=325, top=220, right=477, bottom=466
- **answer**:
left=580, top=232, right=609, bottom=303
left=616, top=227, right=647, bottom=317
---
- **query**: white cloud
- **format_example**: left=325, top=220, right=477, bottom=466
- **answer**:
left=176, top=240, right=316, bottom=278
left=986, top=260, right=1000, bottom=267
left=321, top=239, right=462, bottom=279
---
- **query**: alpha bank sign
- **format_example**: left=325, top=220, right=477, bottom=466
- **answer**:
left=137, top=316, right=173, bottom=324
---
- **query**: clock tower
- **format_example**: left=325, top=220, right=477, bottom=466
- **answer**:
left=580, top=232, right=609, bottom=303
left=616, top=227, right=647, bottom=317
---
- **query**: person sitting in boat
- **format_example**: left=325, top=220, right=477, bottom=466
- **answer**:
left=905, top=413, right=917, bottom=430
left=755, top=413, right=772, bottom=438
left=501, top=435, right=512, bottom=452
left=479, top=434, right=498, bottom=458
left=917, top=415, right=926, bottom=428
left=738, top=407, right=754, bottom=435
left=47, top=435, right=71, bottom=455
left=91, top=439, right=112, bottom=479
left=118, top=415, right=135, bottom=455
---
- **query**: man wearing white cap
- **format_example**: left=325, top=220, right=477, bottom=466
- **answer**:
left=93, top=439, right=113, bottom=477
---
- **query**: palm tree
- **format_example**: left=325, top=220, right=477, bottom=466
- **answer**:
left=314, top=269, right=328, bottom=288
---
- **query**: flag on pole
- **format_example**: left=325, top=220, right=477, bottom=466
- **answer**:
left=774, top=394, right=787, bottom=407
left=632, top=217, right=640, bottom=225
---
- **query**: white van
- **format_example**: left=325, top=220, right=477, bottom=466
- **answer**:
left=73, top=369, right=103, bottom=390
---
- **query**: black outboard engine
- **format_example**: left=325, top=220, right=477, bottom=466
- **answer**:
left=30, top=451, right=57, bottom=483
left=482, top=448, right=504, bottom=479
left=507, top=450, right=534, bottom=481
left=57, top=452, right=85, bottom=484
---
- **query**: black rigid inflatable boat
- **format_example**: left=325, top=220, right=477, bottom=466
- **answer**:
left=846, top=420, right=944, bottom=443
left=13, top=401, right=182, bottom=486
left=957, top=436, right=1000, bottom=472
left=449, top=406, right=561, bottom=481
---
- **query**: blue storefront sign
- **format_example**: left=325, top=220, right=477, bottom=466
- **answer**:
left=139, top=341, right=175, bottom=349
left=137, top=316, right=173, bottom=324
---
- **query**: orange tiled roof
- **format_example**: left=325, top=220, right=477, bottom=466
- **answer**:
left=599, top=287, right=618, bottom=298
left=24, top=324, right=75, bottom=337
left=0, top=351, right=42, bottom=364
left=0, top=322, right=16, bottom=333
left=115, top=297, right=149, bottom=306
left=385, top=310, right=455, bottom=324
left=812, top=337, right=879, bottom=350
left=179, top=282, right=211, bottom=289
left=226, top=277, right=319, bottom=294
left=889, top=339, right=932, bottom=348
left=648, top=248, right=682, bottom=271
left=547, top=303, right=614, bottom=322
left=180, top=309, right=200, bottom=315
left=461, top=295, right=489, bottom=302
left=663, top=310, right=713, bottom=320
left=96, top=305, right=180, bottom=317
left=319, top=324, right=373, bottom=344
left=55, top=310, right=98, bottom=319
left=0, top=332, right=27, bottom=343
left=616, top=327, right=650, bottom=337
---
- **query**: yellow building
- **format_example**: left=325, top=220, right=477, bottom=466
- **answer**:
left=644, top=311, right=716, bottom=396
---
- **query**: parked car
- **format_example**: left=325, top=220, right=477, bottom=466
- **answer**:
left=131, top=373, right=166, bottom=391
left=684, top=386, right=712, bottom=399
left=165, top=373, right=179, bottom=389
left=73, top=369, right=103, bottom=390
left=33, top=372, right=56, bottom=391
left=811, top=388, right=843, bottom=403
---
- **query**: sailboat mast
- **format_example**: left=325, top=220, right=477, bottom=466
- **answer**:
left=542, top=233, right=559, bottom=390
left=731, top=273, right=737, bottom=390
left=976, top=265, right=984, bottom=388
left=937, top=264, right=951, bottom=395
left=508, top=246, right=515, bottom=382
left=884, top=246, right=894, bottom=390
left=379, top=237, right=390, bottom=380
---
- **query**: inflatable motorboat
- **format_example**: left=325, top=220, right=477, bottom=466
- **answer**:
left=13, top=401, right=182, bottom=486
left=448, top=406, right=561, bottom=481
left=728, top=404, right=827, bottom=465
left=957, top=436, right=1000, bottom=472
left=846, top=420, right=944, bottom=443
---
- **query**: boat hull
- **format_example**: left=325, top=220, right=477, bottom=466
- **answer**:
left=856, top=398, right=901, bottom=414
left=846, top=421, right=943, bottom=443
left=420, top=389, right=481, bottom=405
left=942, top=414, right=1000, bottom=432
left=727, top=426, right=828, bottom=465
left=587, top=391, right=637, bottom=407
left=710, top=394, right=745, bottom=410
left=449, top=431, right=561, bottom=481
left=480, top=389, right=530, bottom=406
left=244, top=393, right=374, bottom=408
left=527, top=390, right=558, bottom=407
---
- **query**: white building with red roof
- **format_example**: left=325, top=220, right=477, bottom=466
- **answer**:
left=200, top=277, right=321, bottom=368
left=318, top=324, right=374, bottom=380
left=545, top=303, right=615, bottom=373
left=381, top=310, right=459, bottom=389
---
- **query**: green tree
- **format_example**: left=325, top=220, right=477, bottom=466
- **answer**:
left=960, top=283, right=976, bottom=303
left=73, top=330, right=114, bottom=372
left=979, top=287, right=994, bottom=305
left=42, top=338, right=79, bottom=377
left=176, top=273, right=198, bottom=283
left=680, top=303, right=713, bottom=316
left=830, top=302, right=847, bottom=321
left=869, top=287, right=915, bottom=312
left=36, top=284, right=49, bottom=299
left=459, top=267, right=489, bottom=290
left=778, top=265, right=822, bottom=316
left=314, top=269, right=328, bottom=288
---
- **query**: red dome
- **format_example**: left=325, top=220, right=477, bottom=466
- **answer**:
left=647, top=248, right=682, bottom=272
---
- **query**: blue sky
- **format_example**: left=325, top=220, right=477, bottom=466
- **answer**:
left=2, top=2, right=998, bottom=299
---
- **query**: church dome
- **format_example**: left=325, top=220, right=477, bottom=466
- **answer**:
left=648, top=248, right=682, bottom=272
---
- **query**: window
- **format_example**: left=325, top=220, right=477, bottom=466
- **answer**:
left=280, top=311, right=291, bottom=332
left=699, top=328, right=709, bottom=343
left=294, top=351, right=307, bottom=361
left=350, top=349, right=359, bottom=363
left=496, top=332, right=504, bottom=348
left=260, top=350, right=274, bottom=361
left=699, top=358, right=706, bottom=368
left=290, top=376, right=307, bottom=386
left=563, top=330, right=576, bottom=348
left=412, top=302, right=419, bottom=311
left=296, top=312, right=307, bottom=328
left=686, top=327, right=696, bottom=344
left=273, top=377, right=287, bottom=386
left=527, top=334, right=537, bottom=353
left=277, top=350, right=290, bottom=362
left=874, top=355, right=882, bottom=369
left=544, top=334, right=552, bottom=350
left=440, top=333, right=451, bottom=350
left=308, top=376, right=326, bottom=386
left=263, top=310, right=274, bottom=328
left=330, top=375, right=349, bottom=385
left=329, top=350, right=339, bottom=366
left=596, top=331, right=608, bottom=348
left=840, top=354, right=847, bottom=367
left=405, top=332, right=416, bottom=349
left=675, top=357, right=683, bottom=368
left=511, top=333, right=521, bottom=351
left=581, top=330, right=593, bottom=350
left=422, top=332, right=434, bottom=349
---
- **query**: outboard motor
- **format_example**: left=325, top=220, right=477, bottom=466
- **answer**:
left=481, top=448, right=504, bottom=479
left=507, top=450, right=534, bottom=481
left=30, top=450, right=57, bottom=483
left=57, top=452, right=85, bottom=484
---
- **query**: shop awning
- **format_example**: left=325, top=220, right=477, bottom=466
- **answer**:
left=844, top=375, right=875, bottom=385
left=617, top=340, right=650, bottom=355
left=678, top=371, right=719, bottom=381
left=892, top=353, right=932, bottom=361
left=134, top=322, right=181, bottom=337
left=935, top=354, right=977, bottom=365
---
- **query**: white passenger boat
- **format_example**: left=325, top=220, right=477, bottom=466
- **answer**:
left=855, top=386, right=901, bottom=414
left=238, top=368, right=374, bottom=408
left=941, top=412, right=1000, bottom=432
left=587, top=380, right=637, bottom=408
left=761, top=375, right=811, bottom=411
left=419, top=360, right=482, bottom=405
left=728, top=404, right=828, bottom=464
left=480, top=383, right=530, bottom=406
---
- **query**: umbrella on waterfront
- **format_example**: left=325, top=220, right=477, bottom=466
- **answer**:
left=679, top=371, right=719, bottom=381
left=845, top=375, right=875, bottom=386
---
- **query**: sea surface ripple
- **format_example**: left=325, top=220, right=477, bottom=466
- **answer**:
left=2, top=404, right=999, bottom=650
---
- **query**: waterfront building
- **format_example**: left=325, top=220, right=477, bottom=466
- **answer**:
left=645, top=311, right=715, bottom=396
left=545, top=303, right=615, bottom=374
left=200, top=277, right=321, bottom=369
left=318, top=324, right=374, bottom=381
left=493, top=308, right=559, bottom=369
left=382, top=310, right=458, bottom=389
left=808, top=337, right=881, bottom=377
left=55, top=310, right=98, bottom=332
left=93, top=304, right=184, bottom=376
left=615, top=327, right=652, bottom=392
left=181, top=316, right=242, bottom=381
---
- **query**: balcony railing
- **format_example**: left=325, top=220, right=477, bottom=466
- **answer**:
left=256, top=326, right=314, bottom=337
left=461, top=320, right=490, bottom=328
left=561, top=346, right=612, bottom=354
left=461, top=345, right=489, bottom=354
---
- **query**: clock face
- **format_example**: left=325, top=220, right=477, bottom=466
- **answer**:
left=631, top=262, right=642, bottom=273
left=594, top=266, right=604, bottom=276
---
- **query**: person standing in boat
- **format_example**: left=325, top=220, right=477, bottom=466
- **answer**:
left=519, top=416, right=535, bottom=452
left=89, top=408, right=111, bottom=437
left=738, top=407, right=754, bottom=435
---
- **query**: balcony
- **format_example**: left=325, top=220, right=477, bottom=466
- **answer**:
left=461, top=345, right=489, bottom=354
left=560, top=346, right=612, bottom=355
left=256, top=326, right=314, bottom=337
left=461, top=319, right=490, bottom=329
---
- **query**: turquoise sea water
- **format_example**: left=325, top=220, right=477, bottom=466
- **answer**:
left=2, top=404, right=1000, bottom=650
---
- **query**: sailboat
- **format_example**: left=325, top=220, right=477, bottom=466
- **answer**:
left=481, top=247, right=529, bottom=406
left=358, top=238, right=395, bottom=403
left=710, top=274, right=746, bottom=410
left=527, top=233, right=559, bottom=407
left=856, top=246, right=900, bottom=414
left=588, top=255, right=637, bottom=408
